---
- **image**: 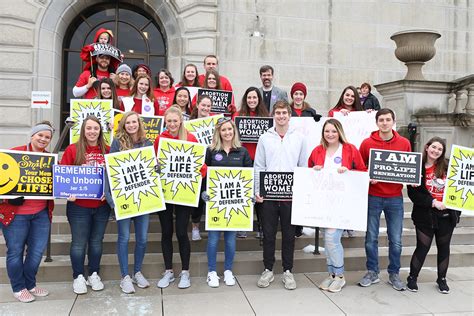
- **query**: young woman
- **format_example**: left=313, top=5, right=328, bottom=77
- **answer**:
left=172, top=86, right=192, bottom=116
left=407, top=137, right=460, bottom=294
left=189, top=95, right=212, bottom=120
left=120, top=74, right=159, bottom=116
left=153, top=69, right=176, bottom=116
left=177, top=64, right=200, bottom=88
left=108, top=111, right=153, bottom=294
left=190, top=69, right=222, bottom=108
left=153, top=106, right=204, bottom=289
left=289, top=82, right=322, bottom=122
left=95, top=78, right=120, bottom=109
left=132, top=63, right=151, bottom=80
left=0, top=122, right=55, bottom=303
left=61, top=116, right=111, bottom=295
left=308, top=118, right=366, bottom=293
left=205, top=117, right=253, bottom=287
left=328, top=86, right=364, bottom=117
left=359, top=82, right=381, bottom=111
left=114, top=64, right=134, bottom=100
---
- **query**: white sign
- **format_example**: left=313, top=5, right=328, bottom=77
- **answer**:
left=291, top=167, right=370, bottom=231
left=31, top=91, right=51, bottom=109
left=289, top=117, right=329, bottom=162
left=333, top=111, right=378, bottom=148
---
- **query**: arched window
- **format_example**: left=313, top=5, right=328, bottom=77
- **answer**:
left=61, top=3, right=166, bottom=141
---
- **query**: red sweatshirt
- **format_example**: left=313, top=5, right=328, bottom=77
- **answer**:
left=153, top=86, right=176, bottom=115
left=308, top=143, right=367, bottom=171
left=60, top=143, right=110, bottom=208
left=75, top=69, right=110, bottom=99
left=359, top=130, right=411, bottom=197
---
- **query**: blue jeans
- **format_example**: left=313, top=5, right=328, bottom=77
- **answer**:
left=117, top=214, right=150, bottom=277
left=365, top=195, right=404, bottom=274
left=207, top=231, right=237, bottom=272
left=66, top=202, right=111, bottom=278
left=324, top=228, right=344, bottom=275
left=1, top=209, right=50, bottom=292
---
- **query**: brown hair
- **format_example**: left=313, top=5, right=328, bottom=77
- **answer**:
left=360, top=82, right=372, bottom=92
left=74, top=116, right=108, bottom=165
left=156, top=68, right=174, bottom=88
left=320, top=119, right=348, bottom=149
left=179, top=64, right=200, bottom=87
left=203, top=69, right=222, bottom=90
left=130, top=74, right=155, bottom=101
left=115, top=111, right=147, bottom=150
left=375, top=108, right=396, bottom=121
left=96, top=78, right=120, bottom=109
left=423, top=137, right=448, bottom=178
left=259, top=65, right=274, bottom=75
left=190, top=95, right=213, bottom=119
left=332, top=86, right=363, bottom=112
left=271, top=100, right=292, bottom=116
left=239, top=87, right=270, bottom=117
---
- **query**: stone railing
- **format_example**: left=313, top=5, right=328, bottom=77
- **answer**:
left=450, top=75, right=474, bottom=115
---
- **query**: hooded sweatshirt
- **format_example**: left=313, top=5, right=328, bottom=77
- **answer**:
left=153, top=86, right=176, bottom=116
left=359, top=130, right=411, bottom=197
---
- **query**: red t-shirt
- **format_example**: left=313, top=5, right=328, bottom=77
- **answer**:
left=116, top=87, right=131, bottom=100
left=293, top=108, right=303, bottom=117
left=75, top=69, right=110, bottom=99
left=153, top=87, right=176, bottom=116
left=425, top=165, right=446, bottom=202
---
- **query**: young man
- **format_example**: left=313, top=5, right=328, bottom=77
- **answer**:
left=197, top=55, right=233, bottom=91
left=73, top=54, right=112, bottom=99
left=358, top=108, right=411, bottom=291
left=254, top=100, right=307, bottom=290
left=258, top=65, right=288, bottom=113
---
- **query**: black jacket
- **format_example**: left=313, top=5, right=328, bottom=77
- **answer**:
left=291, top=107, right=322, bottom=122
left=362, top=93, right=381, bottom=110
left=205, top=146, right=253, bottom=168
left=407, top=167, right=460, bottom=229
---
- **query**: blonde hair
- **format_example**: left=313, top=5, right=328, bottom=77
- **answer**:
left=115, top=111, right=147, bottom=150
left=320, top=118, right=348, bottom=149
left=210, top=119, right=241, bottom=151
left=164, top=105, right=188, bottom=141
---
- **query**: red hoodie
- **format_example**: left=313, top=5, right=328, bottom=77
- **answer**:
left=153, top=86, right=176, bottom=116
left=359, top=130, right=411, bottom=197
left=308, top=143, right=367, bottom=171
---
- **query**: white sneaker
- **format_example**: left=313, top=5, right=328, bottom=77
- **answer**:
left=223, top=270, right=236, bottom=286
left=192, top=227, right=202, bottom=241
left=328, top=275, right=346, bottom=293
left=157, top=270, right=175, bottom=288
left=207, top=271, right=220, bottom=288
left=178, top=271, right=191, bottom=289
left=282, top=270, right=296, bottom=290
left=73, top=274, right=88, bottom=294
left=257, top=269, right=274, bottom=288
left=120, top=275, right=135, bottom=294
left=132, top=271, right=150, bottom=289
left=86, top=272, right=104, bottom=291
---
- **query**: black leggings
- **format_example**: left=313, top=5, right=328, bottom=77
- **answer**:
left=158, top=204, right=192, bottom=270
left=191, top=182, right=206, bottom=224
left=409, top=217, right=455, bottom=279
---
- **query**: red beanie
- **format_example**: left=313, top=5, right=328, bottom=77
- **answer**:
left=291, top=82, right=307, bottom=98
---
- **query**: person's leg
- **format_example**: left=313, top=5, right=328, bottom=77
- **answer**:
left=383, top=196, right=404, bottom=274
left=87, top=204, right=111, bottom=276
left=133, top=214, right=150, bottom=275
left=67, top=202, right=92, bottom=278
left=206, top=231, right=220, bottom=272
left=158, top=204, right=174, bottom=270
left=434, top=218, right=455, bottom=280
left=409, top=225, right=434, bottom=278
left=279, top=202, right=295, bottom=271
left=175, top=205, right=192, bottom=270
left=260, top=201, right=279, bottom=271
left=365, top=195, right=383, bottom=273
left=23, top=209, right=50, bottom=290
left=117, top=218, right=132, bottom=277
left=223, top=231, right=237, bottom=271
left=323, top=229, right=334, bottom=275
left=324, top=228, right=345, bottom=276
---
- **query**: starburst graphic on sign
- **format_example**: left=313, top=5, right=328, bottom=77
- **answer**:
left=71, top=100, right=112, bottom=139
left=159, top=143, right=203, bottom=198
left=186, top=116, right=222, bottom=145
left=208, top=170, right=252, bottom=226
left=109, top=151, right=159, bottom=210
left=447, top=150, right=474, bottom=206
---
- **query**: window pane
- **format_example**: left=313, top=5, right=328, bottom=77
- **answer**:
left=85, top=7, right=115, bottom=25
left=118, top=22, right=146, bottom=54
left=150, top=56, right=166, bottom=78
left=69, top=20, right=90, bottom=50
left=118, top=8, right=148, bottom=29
left=65, top=52, right=82, bottom=103
left=143, top=23, right=166, bottom=55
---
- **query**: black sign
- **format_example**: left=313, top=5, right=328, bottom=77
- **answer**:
left=198, top=88, right=232, bottom=114
left=91, top=43, right=123, bottom=61
left=235, top=117, right=273, bottom=143
left=259, top=171, right=293, bottom=200
left=368, top=149, right=422, bottom=185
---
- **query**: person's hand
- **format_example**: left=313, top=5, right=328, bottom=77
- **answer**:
left=109, top=73, right=116, bottom=81
left=250, top=196, right=256, bottom=204
left=433, top=200, right=447, bottom=210
left=366, top=109, right=374, bottom=113
left=337, top=166, right=348, bottom=173
left=410, top=184, right=420, bottom=188
left=86, top=76, right=98, bottom=89
left=340, top=109, right=350, bottom=116
left=67, top=195, right=77, bottom=202
left=201, top=191, right=210, bottom=201
left=255, top=194, right=264, bottom=203
left=7, top=197, right=25, bottom=206
left=370, top=179, right=378, bottom=185
left=227, top=104, right=236, bottom=114
left=313, top=165, right=323, bottom=171
left=154, top=164, right=161, bottom=174
left=100, top=194, right=106, bottom=201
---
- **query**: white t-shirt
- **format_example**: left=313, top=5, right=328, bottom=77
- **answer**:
left=323, top=143, right=343, bottom=170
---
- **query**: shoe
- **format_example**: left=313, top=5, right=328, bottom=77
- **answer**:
left=347, top=230, right=354, bottom=238
left=282, top=270, right=297, bottom=290
left=342, top=230, right=349, bottom=238
left=295, top=227, right=303, bottom=238
left=178, top=271, right=191, bottom=289
left=29, top=287, right=49, bottom=297
left=328, top=275, right=346, bottom=293
left=319, top=274, right=335, bottom=291
left=73, top=274, right=88, bottom=294
left=157, top=270, right=175, bottom=288
left=256, top=231, right=264, bottom=239
left=388, top=273, right=405, bottom=291
left=224, top=270, right=236, bottom=286
left=406, top=275, right=418, bottom=292
left=207, top=271, right=220, bottom=288
left=236, top=231, right=247, bottom=238
left=87, top=272, right=104, bottom=291
left=437, top=278, right=450, bottom=294
left=133, top=272, right=150, bottom=289
left=13, top=289, right=35, bottom=303
left=120, top=275, right=136, bottom=294
left=257, top=269, right=274, bottom=288
left=192, top=227, right=201, bottom=241
left=358, top=270, right=380, bottom=287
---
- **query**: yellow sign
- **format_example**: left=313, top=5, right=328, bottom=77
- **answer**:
left=184, top=115, right=223, bottom=145
left=70, top=99, right=112, bottom=145
left=112, top=110, right=163, bottom=144
left=206, top=167, right=254, bottom=231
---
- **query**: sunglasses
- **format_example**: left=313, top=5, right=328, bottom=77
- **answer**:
left=216, top=116, right=231, bottom=125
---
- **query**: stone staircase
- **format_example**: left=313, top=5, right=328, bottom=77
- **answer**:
left=1, top=198, right=473, bottom=283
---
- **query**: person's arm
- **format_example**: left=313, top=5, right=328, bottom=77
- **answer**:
left=205, top=147, right=212, bottom=166
left=407, top=178, right=434, bottom=208
left=372, top=95, right=381, bottom=110
left=109, top=138, right=120, bottom=153
left=253, top=139, right=266, bottom=196
left=351, top=145, right=367, bottom=171
left=297, top=137, right=308, bottom=167
left=242, top=148, right=253, bottom=168
left=73, top=85, right=89, bottom=97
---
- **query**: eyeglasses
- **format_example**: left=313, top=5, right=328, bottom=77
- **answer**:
left=216, top=116, right=231, bottom=125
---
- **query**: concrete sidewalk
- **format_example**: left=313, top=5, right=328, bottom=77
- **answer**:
left=0, top=267, right=472, bottom=315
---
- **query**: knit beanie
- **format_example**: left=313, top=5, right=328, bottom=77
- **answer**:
left=117, top=64, right=132, bottom=76
left=291, top=82, right=307, bottom=98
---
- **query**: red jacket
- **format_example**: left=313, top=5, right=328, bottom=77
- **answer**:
left=359, top=130, right=411, bottom=197
left=153, top=87, right=176, bottom=116
left=308, top=143, right=367, bottom=171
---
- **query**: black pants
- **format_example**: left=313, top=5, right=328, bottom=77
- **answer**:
left=260, top=201, right=295, bottom=271
left=409, top=217, right=455, bottom=279
left=191, top=182, right=206, bottom=224
left=158, top=203, right=192, bottom=270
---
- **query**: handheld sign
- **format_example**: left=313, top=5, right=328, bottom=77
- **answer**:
left=70, top=99, right=113, bottom=145
left=259, top=171, right=293, bottom=200
left=184, top=115, right=223, bottom=145
left=197, top=88, right=232, bottom=114
left=234, top=117, right=273, bottom=143
left=368, top=149, right=422, bottom=185
left=53, top=165, right=104, bottom=199
left=112, top=110, right=164, bottom=144
left=90, top=43, right=123, bottom=62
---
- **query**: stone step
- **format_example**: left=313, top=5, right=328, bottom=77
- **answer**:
left=1, top=245, right=472, bottom=284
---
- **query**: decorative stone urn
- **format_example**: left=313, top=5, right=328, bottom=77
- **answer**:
left=390, top=30, right=441, bottom=80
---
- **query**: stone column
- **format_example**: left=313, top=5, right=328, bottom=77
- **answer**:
left=466, top=85, right=474, bottom=115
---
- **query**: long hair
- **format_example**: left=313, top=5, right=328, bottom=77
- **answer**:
left=210, top=118, right=241, bottom=151
left=115, top=111, right=147, bottom=150
left=422, top=136, right=448, bottom=178
left=156, top=68, right=174, bottom=89
left=113, top=69, right=134, bottom=90
left=239, top=87, right=270, bottom=117
left=164, top=105, right=188, bottom=141
left=190, top=95, right=212, bottom=119
left=96, top=78, right=120, bottom=109
left=331, top=86, right=363, bottom=112
left=173, top=86, right=192, bottom=115
left=320, top=118, right=348, bottom=149
left=130, top=74, right=155, bottom=101
left=74, top=116, right=108, bottom=165
left=179, top=64, right=200, bottom=87
left=203, top=69, right=221, bottom=90
left=290, top=100, right=312, bottom=112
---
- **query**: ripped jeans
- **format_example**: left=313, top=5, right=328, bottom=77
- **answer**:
left=324, top=228, right=344, bottom=275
